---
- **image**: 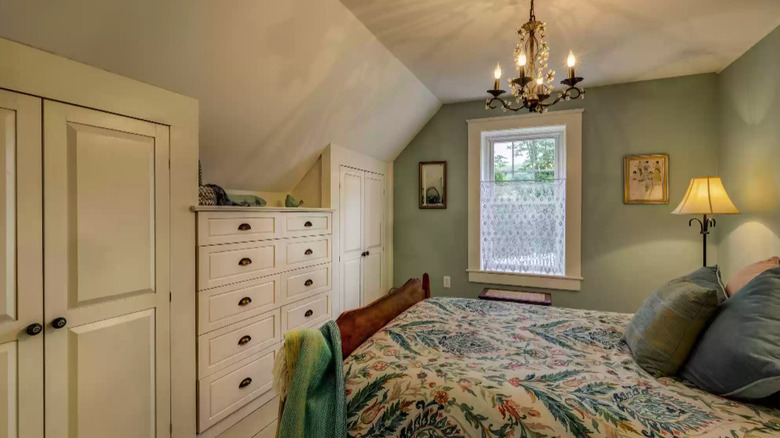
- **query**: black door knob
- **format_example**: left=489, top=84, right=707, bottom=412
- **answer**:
left=51, top=317, right=67, bottom=329
left=25, top=323, right=43, bottom=336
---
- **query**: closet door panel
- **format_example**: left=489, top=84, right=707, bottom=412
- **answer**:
left=362, top=173, right=385, bottom=305
left=0, top=90, right=43, bottom=438
left=0, top=107, right=15, bottom=325
left=66, top=310, right=157, bottom=438
left=43, top=101, right=170, bottom=438
left=66, top=122, right=156, bottom=305
left=0, top=341, right=16, bottom=438
left=339, top=167, right=363, bottom=310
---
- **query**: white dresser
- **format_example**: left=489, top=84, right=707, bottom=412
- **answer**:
left=193, top=207, right=334, bottom=435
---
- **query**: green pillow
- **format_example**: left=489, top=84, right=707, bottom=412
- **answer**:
left=624, top=268, right=721, bottom=377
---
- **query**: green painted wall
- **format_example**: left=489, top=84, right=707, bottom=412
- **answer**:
left=717, top=26, right=780, bottom=280
left=393, top=74, right=720, bottom=313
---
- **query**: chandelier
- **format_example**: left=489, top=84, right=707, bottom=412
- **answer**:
left=486, top=0, right=584, bottom=113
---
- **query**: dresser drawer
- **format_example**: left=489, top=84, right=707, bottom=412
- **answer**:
left=198, top=310, right=280, bottom=378
left=198, top=212, right=281, bottom=245
left=198, top=275, right=279, bottom=335
left=283, top=213, right=331, bottom=238
left=283, top=236, right=331, bottom=270
left=281, top=292, right=331, bottom=332
left=198, top=346, right=278, bottom=432
left=199, top=241, right=279, bottom=290
left=281, top=264, right=331, bottom=305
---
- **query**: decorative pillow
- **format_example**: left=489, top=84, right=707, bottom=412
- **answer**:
left=685, top=265, right=727, bottom=303
left=624, top=269, right=721, bottom=377
left=680, top=266, right=780, bottom=400
left=726, top=256, right=780, bottom=297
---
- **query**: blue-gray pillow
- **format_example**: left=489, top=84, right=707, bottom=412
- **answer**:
left=680, top=265, right=780, bottom=399
left=624, top=269, right=721, bottom=377
left=686, top=266, right=727, bottom=303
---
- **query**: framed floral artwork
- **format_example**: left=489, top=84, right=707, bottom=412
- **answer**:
left=624, top=154, right=669, bottom=204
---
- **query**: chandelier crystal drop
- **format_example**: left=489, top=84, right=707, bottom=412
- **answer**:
left=486, top=0, right=584, bottom=113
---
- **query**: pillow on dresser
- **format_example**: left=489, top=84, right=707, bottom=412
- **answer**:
left=624, top=267, right=721, bottom=377
left=680, top=266, right=780, bottom=400
left=726, top=256, right=780, bottom=297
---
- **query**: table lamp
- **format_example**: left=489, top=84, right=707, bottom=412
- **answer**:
left=672, top=177, right=740, bottom=266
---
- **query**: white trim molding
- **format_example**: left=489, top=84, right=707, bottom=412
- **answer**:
left=467, top=109, right=583, bottom=291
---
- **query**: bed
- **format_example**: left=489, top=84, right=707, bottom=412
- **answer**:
left=341, top=293, right=780, bottom=438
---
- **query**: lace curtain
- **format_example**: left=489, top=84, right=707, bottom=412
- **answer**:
left=480, top=180, right=566, bottom=276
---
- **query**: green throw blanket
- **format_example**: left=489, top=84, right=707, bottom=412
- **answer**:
left=276, top=320, right=346, bottom=438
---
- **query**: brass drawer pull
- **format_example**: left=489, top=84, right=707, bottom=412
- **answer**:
left=304, top=221, right=313, bottom=227
left=238, top=335, right=252, bottom=346
left=238, top=223, right=251, bottom=231
left=304, top=249, right=313, bottom=256
left=239, top=378, right=252, bottom=389
left=238, top=257, right=252, bottom=266
left=238, top=297, right=252, bottom=306
left=304, top=309, right=313, bottom=318
left=304, top=279, right=313, bottom=287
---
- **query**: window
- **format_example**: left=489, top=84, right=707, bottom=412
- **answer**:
left=481, top=129, right=566, bottom=276
left=492, top=137, right=560, bottom=182
left=467, top=110, right=582, bottom=291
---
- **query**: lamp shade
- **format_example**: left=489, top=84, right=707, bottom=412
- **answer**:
left=672, top=177, right=740, bottom=215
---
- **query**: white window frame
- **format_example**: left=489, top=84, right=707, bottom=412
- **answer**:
left=467, top=109, right=583, bottom=291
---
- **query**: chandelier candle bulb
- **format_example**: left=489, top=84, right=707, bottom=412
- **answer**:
left=517, top=52, right=527, bottom=78
left=567, top=51, right=576, bottom=79
left=494, top=63, right=502, bottom=90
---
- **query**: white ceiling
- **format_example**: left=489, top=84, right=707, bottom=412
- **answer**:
left=339, top=0, right=780, bottom=102
left=0, top=0, right=440, bottom=191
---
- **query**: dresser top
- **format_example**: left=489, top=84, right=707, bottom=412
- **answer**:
left=190, top=205, right=335, bottom=213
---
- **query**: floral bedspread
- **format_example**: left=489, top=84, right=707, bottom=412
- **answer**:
left=344, top=298, right=779, bottom=438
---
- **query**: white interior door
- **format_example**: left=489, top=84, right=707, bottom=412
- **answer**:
left=362, top=173, right=385, bottom=305
left=340, top=167, right=363, bottom=311
left=43, top=101, right=171, bottom=438
left=0, top=90, right=43, bottom=438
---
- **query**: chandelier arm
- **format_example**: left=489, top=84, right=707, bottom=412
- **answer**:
left=486, top=96, right=528, bottom=112
left=537, top=86, right=583, bottom=109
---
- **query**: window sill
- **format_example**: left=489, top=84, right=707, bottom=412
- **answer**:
left=467, top=269, right=583, bottom=291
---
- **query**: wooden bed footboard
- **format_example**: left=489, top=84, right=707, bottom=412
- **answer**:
left=336, top=273, right=430, bottom=359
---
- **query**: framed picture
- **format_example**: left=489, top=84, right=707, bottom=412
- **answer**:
left=419, top=161, right=446, bottom=209
left=624, top=154, right=669, bottom=204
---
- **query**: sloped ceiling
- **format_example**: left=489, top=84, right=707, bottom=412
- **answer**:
left=0, top=0, right=440, bottom=191
left=339, top=0, right=780, bottom=103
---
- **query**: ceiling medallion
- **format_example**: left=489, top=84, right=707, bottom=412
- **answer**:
left=486, top=0, right=584, bottom=113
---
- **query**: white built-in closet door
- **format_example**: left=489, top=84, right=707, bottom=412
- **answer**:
left=0, top=90, right=43, bottom=438
left=340, top=167, right=363, bottom=311
left=43, top=101, right=171, bottom=438
left=362, top=172, right=384, bottom=305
